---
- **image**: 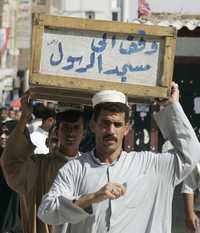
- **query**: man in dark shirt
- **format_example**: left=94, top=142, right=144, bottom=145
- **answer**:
left=0, top=120, right=23, bottom=233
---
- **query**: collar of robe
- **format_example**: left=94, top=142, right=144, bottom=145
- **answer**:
left=54, top=151, right=80, bottom=162
left=91, top=149, right=124, bottom=166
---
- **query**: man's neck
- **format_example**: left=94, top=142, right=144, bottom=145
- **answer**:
left=59, top=147, right=79, bottom=157
left=95, top=146, right=122, bottom=164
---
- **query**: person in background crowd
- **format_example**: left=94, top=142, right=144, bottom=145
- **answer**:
left=45, top=125, right=58, bottom=154
left=30, top=106, right=55, bottom=154
left=8, top=108, right=17, bottom=120
left=28, top=103, right=45, bottom=134
left=181, top=163, right=200, bottom=232
left=0, top=120, right=23, bottom=233
left=1, top=91, right=86, bottom=233
left=0, top=107, right=10, bottom=123
left=38, top=83, right=200, bottom=233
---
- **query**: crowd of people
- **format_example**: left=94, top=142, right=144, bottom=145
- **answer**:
left=1, top=83, right=200, bottom=233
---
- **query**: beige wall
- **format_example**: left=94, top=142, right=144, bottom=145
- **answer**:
left=32, top=0, right=51, bottom=14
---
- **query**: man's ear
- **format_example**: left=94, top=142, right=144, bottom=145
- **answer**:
left=82, top=129, right=87, bottom=140
left=124, top=122, right=130, bottom=136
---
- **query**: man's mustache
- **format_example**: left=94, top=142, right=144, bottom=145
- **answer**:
left=103, top=134, right=117, bottom=141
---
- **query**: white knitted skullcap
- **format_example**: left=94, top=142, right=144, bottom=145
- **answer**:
left=92, top=90, right=128, bottom=107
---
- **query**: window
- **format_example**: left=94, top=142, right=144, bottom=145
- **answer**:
left=85, top=11, right=95, bottom=19
left=112, top=12, right=119, bottom=21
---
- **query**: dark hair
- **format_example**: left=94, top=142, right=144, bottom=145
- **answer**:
left=33, top=103, right=45, bottom=118
left=33, top=103, right=55, bottom=121
left=56, top=109, right=86, bottom=129
left=93, top=102, right=130, bottom=123
left=42, top=109, right=55, bottom=121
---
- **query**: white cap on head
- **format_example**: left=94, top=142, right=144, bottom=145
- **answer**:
left=92, top=90, right=129, bottom=107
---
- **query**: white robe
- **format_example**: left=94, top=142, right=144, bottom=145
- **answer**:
left=181, top=162, right=200, bottom=211
left=38, top=102, right=200, bottom=233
